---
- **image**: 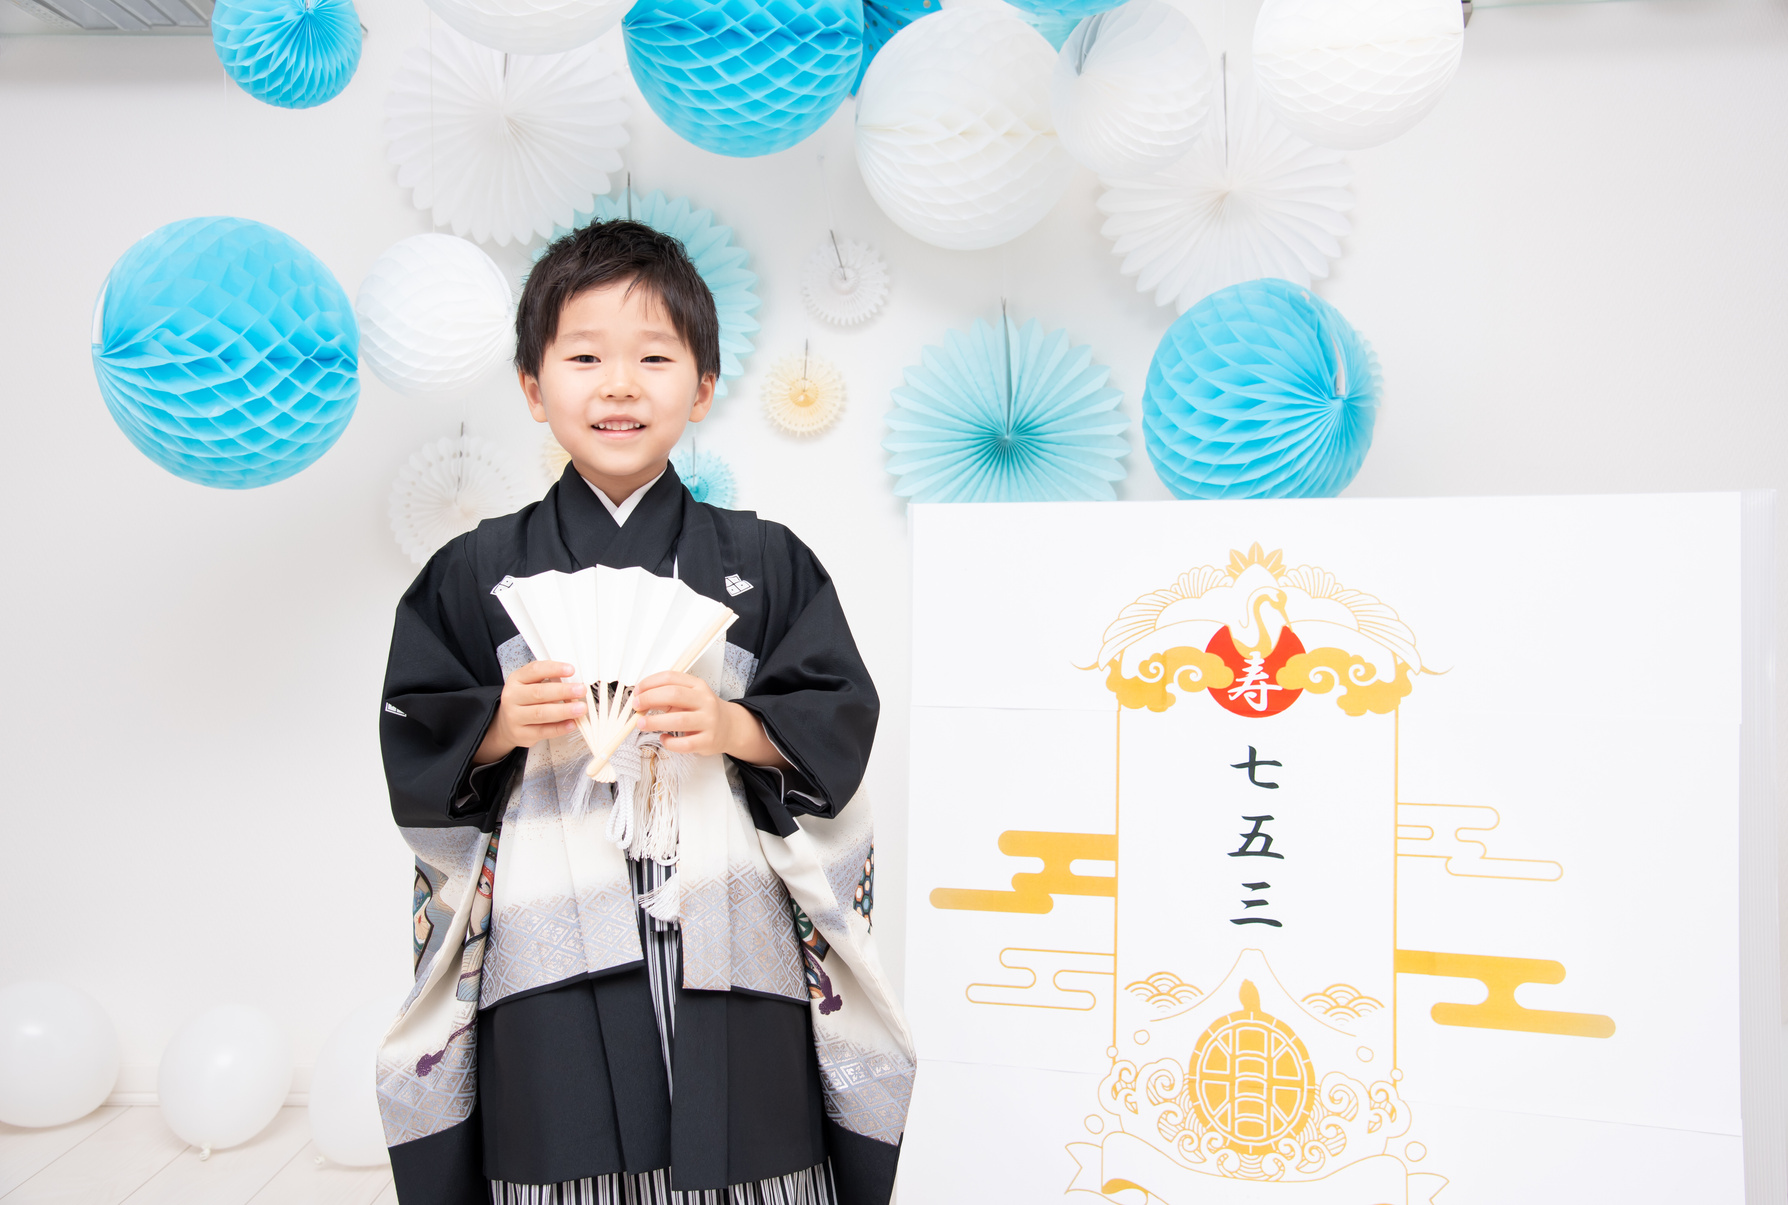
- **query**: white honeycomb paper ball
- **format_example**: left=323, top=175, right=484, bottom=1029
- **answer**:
left=1052, top=0, right=1213, bottom=178
left=356, top=234, right=514, bottom=397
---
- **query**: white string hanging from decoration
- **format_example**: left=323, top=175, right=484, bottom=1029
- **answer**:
left=1051, top=0, right=1214, bottom=178
left=384, top=25, right=630, bottom=246
left=762, top=342, right=846, bottom=436
left=390, top=431, right=529, bottom=564
left=1096, top=79, right=1353, bottom=314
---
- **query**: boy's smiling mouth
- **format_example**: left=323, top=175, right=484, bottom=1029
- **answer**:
left=592, top=419, right=647, bottom=437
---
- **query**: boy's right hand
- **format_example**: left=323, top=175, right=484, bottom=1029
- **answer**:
left=473, top=661, right=585, bottom=765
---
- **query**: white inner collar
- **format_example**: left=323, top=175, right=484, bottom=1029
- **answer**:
left=583, top=469, right=666, bottom=528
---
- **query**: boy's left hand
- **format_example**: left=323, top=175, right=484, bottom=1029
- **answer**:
left=632, top=671, right=791, bottom=770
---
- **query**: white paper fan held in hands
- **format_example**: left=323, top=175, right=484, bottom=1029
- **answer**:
left=494, top=567, right=737, bottom=784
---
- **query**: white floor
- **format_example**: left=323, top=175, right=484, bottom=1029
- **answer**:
left=0, top=1107, right=394, bottom=1204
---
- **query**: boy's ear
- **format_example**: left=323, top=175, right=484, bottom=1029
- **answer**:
left=689, top=373, right=717, bottom=423
left=520, top=371, right=549, bottom=422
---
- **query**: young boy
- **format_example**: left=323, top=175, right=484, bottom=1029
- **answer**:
left=375, top=222, right=910, bottom=1205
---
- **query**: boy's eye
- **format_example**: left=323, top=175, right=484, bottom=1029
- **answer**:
left=642, top=355, right=670, bottom=364
left=570, top=354, right=598, bottom=364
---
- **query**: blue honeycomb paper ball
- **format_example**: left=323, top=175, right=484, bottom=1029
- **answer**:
left=1003, top=0, right=1119, bottom=18
left=1142, top=278, right=1380, bottom=499
left=212, top=0, right=363, bottom=110
left=92, top=217, right=360, bottom=490
left=624, top=0, right=863, bottom=158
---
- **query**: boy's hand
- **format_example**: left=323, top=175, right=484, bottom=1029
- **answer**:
left=633, top=671, right=790, bottom=770
left=474, top=661, right=585, bottom=765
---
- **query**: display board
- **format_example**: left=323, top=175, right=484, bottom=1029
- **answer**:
left=900, top=495, right=1782, bottom=1204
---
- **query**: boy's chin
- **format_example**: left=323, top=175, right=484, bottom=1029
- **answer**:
left=567, top=442, right=675, bottom=484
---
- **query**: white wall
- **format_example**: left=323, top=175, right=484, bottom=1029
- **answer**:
left=2, top=0, right=1785, bottom=1096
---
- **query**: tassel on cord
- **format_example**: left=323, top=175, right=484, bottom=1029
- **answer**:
left=637, top=871, right=681, bottom=922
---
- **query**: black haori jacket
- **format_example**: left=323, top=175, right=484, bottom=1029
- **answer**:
left=375, top=464, right=913, bottom=1204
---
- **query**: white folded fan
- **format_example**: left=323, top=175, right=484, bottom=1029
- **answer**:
left=493, top=566, right=738, bottom=782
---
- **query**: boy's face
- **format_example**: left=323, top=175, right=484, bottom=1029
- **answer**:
left=520, top=278, right=715, bottom=498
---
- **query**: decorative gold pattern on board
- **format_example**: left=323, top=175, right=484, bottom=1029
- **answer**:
left=1299, top=984, right=1384, bottom=1021
left=1190, top=980, right=1318, bottom=1156
left=930, top=831, right=1116, bottom=914
left=967, top=948, right=1116, bottom=1010
left=1095, top=545, right=1426, bottom=718
left=1395, top=949, right=1616, bottom=1038
left=1127, top=972, right=1203, bottom=1012
left=1278, top=648, right=1413, bottom=715
left=1397, top=803, right=1564, bottom=880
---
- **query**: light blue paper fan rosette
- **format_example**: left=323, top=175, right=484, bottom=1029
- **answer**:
left=560, top=190, right=760, bottom=398
left=211, top=0, right=362, bottom=110
left=624, top=0, right=862, bottom=158
left=1142, top=278, right=1380, bottom=500
left=92, top=217, right=360, bottom=490
left=857, top=0, right=935, bottom=92
left=884, top=316, right=1129, bottom=503
left=672, top=445, right=736, bottom=509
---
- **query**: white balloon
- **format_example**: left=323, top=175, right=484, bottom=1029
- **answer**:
left=423, top=0, right=627, bottom=56
left=1253, top=0, right=1464, bottom=150
left=1097, top=94, right=1353, bottom=312
left=308, top=1002, right=393, bottom=1168
left=1052, top=0, right=1214, bottom=178
left=0, top=982, right=119, bottom=1127
left=384, top=26, right=630, bottom=247
left=357, top=235, right=515, bottom=398
left=854, top=7, right=1073, bottom=251
left=157, top=1005, right=292, bottom=1153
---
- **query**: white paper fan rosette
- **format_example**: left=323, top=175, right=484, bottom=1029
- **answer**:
left=356, top=234, right=514, bottom=396
left=390, top=435, right=528, bottom=564
left=1096, top=94, right=1353, bottom=312
left=384, top=26, right=629, bottom=247
left=423, top=0, right=627, bottom=56
left=799, top=237, right=889, bottom=327
left=541, top=431, right=572, bottom=483
left=762, top=352, right=845, bottom=436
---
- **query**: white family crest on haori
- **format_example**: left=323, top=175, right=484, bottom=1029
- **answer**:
left=492, top=567, right=737, bottom=787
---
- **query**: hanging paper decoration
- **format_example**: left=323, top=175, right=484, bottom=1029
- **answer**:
left=384, top=27, right=629, bottom=247
left=671, top=445, right=736, bottom=509
left=799, top=236, right=889, bottom=327
left=857, top=0, right=935, bottom=92
left=1052, top=0, right=1212, bottom=178
left=542, top=430, right=572, bottom=483
left=884, top=315, right=1128, bottom=503
left=1004, top=0, right=1120, bottom=19
left=1253, top=0, right=1464, bottom=150
left=762, top=351, right=845, bottom=436
left=422, top=0, right=627, bottom=55
left=1097, top=96, right=1352, bottom=313
left=1015, top=8, right=1078, bottom=49
left=624, top=0, right=863, bottom=158
left=855, top=7, right=1073, bottom=251
left=356, top=235, right=514, bottom=397
left=390, top=435, right=528, bottom=564
left=565, top=190, right=760, bottom=397
left=211, top=0, right=362, bottom=109
left=91, top=217, right=358, bottom=490
left=1143, top=278, right=1380, bottom=500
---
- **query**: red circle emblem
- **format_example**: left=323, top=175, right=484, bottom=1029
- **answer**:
left=1207, top=625, right=1305, bottom=718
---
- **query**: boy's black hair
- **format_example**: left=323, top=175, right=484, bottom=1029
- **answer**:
left=514, top=219, right=720, bottom=382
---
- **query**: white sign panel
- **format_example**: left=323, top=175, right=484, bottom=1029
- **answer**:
left=901, top=495, right=1776, bottom=1205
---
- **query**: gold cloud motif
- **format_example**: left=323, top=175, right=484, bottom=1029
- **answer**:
left=1126, top=971, right=1203, bottom=1011
left=1300, top=984, right=1384, bottom=1021
left=1278, top=649, right=1412, bottom=716
left=1106, top=648, right=1235, bottom=712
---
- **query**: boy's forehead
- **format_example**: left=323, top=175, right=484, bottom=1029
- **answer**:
left=557, top=279, right=680, bottom=340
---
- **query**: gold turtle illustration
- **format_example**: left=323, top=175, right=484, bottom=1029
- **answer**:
left=1190, top=979, right=1317, bottom=1154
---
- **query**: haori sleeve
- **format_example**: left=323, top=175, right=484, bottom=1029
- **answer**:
left=379, top=539, right=525, bottom=829
left=731, top=524, right=879, bottom=831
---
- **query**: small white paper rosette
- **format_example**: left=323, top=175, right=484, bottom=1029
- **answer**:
left=390, top=435, right=528, bottom=564
left=799, top=237, right=889, bottom=327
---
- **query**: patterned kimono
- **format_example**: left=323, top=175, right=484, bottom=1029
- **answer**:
left=375, top=464, right=913, bottom=1205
